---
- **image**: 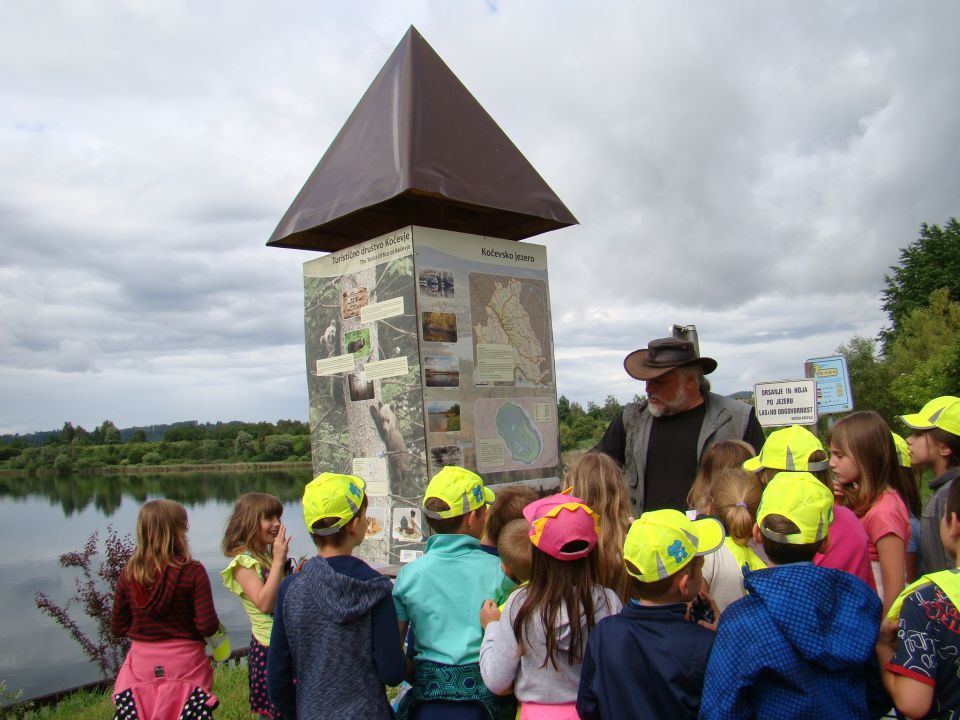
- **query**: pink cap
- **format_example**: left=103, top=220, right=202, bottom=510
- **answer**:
left=523, top=493, right=599, bottom=561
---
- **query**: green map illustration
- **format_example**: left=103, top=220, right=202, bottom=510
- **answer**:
left=474, top=397, right=558, bottom=472
left=494, top=402, right=542, bottom=464
left=470, top=274, right=552, bottom=386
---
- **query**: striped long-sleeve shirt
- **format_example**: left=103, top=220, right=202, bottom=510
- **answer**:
left=112, top=561, right=220, bottom=642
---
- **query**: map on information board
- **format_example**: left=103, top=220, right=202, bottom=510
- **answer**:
left=413, top=227, right=560, bottom=483
left=470, top=274, right=551, bottom=386
left=474, top=397, right=558, bottom=472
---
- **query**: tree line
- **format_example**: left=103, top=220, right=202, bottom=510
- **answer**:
left=0, top=419, right=311, bottom=476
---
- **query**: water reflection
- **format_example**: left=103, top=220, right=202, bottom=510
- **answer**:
left=0, top=469, right=313, bottom=702
left=0, top=470, right=310, bottom=517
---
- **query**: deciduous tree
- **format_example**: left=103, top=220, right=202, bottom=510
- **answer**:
left=887, top=288, right=960, bottom=410
left=882, top=218, right=960, bottom=345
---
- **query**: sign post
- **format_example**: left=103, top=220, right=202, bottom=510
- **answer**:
left=804, top=355, right=854, bottom=416
left=754, top=379, right=819, bottom=428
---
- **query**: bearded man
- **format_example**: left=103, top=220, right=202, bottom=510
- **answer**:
left=594, top=337, right=766, bottom=513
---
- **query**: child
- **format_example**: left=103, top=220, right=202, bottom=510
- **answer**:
left=902, top=396, right=960, bottom=574
left=392, top=466, right=515, bottom=720
left=686, top=439, right=757, bottom=516
left=577, top=508, right=724, bottom=719
left=566, top=452, right=633, bottom=600
left=829, top=411, right=910, bottom=612
left=700, top=471, right=888, bottom=719
left=479, top=494, right=621, bottom=719
left=112, top=500, right=221, bottom=720
left=892, top=431, right=923, bottom=582
left=221, top=493, right=291, bottom=719
left=480, top=484, right=538, bottom=556
left=878, top=472, right=960, bottom=719
left=497, top=517, right=533, bottom=591
left=267, top=473, right=405, bottom=719
left=700, top=468, right=765, bottom=611
left=743, top=423, right=875, bottom=588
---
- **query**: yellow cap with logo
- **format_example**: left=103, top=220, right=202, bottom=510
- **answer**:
left=422, top=466, right=495, bottom=519
left=302, top=473, right=366, bottom=535
left=623, top=509, right=724, bottom=582
left=757, top=471, right=834, bottom=545
left=743, top=425, right=827, bottom=473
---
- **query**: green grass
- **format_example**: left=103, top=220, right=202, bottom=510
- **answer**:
left=11, top=662, right=251, bottom=720
left=9, top=664, right=402, bottom=719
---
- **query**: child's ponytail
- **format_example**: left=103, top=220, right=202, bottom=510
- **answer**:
left=710, top=468, right=762, bottom=544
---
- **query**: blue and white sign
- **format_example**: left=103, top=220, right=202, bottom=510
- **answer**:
left=804, top=355, right=854, bottom=415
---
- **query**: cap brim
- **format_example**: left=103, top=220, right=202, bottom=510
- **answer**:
left=900, top=412, right=935, bottom=430
left=742, top=456, right=763, bottom=472
left=483, top=486, right=496, bottom=505
left=691, top=517, right=725, bottom=555
left=623, top=349, right=718, bottom=381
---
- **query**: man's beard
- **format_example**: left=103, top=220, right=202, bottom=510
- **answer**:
left=646, top=382, right=690, bottom=418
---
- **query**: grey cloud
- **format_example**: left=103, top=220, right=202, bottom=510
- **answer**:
left=2, top=2, right=959, bottom=432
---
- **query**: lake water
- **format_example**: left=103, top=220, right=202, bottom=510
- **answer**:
left=0, top=469, right=315, bottom=701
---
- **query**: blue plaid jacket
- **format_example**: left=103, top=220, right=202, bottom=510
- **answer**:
left=700, top=563, right=889, bottom=720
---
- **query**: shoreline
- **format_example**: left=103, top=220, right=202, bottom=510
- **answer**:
left=0, top=461, right=312, bottom=478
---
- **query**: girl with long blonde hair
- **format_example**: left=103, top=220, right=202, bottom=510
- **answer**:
left=111, top=500, right=221, bottom=719
left=221, top=493, right=291, bottom=719
left=565, top=452, right=632, bottom=600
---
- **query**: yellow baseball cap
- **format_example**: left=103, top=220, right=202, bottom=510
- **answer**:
left=302, top=473, right=366, bottom=535
left=623, top=509, right=724, bottom=582
left=900, top=396, right=960, bottom=432
left=892, top=432, right=911, bottom=468
left=422, top=466, right=495, bottom=519
left=757, top=471, right=834, bottom=544
left=743, top=425, right=827, bottom=473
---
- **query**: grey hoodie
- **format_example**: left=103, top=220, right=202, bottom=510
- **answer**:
left=920, top=468, right=959, bottom=574
left=269, top=555, right=402, bottom=720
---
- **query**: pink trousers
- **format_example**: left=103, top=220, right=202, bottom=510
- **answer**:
left=519, top=701, right=579, bottom=720
left=114, top=639, right=216, bottom=720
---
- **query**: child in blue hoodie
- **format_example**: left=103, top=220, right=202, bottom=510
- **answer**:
left=266, top=473, right=405, bottom=720
left=700, top=471, right=889, bottom=720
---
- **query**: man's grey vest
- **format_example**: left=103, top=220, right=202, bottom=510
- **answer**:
left=622, top=392, right=754, bottom=513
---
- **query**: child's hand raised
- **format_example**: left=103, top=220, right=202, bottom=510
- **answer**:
left=272, top=524, right=291, bottom=566
left=480, top=599, right=501, bottom=629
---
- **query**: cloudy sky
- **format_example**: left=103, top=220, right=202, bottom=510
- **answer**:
left=2, top=1, right=958, bottom=435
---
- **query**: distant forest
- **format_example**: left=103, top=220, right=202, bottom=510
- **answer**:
left=0, top=392, right=758, bottom=477
left=0, top=419, right=311, bottom=476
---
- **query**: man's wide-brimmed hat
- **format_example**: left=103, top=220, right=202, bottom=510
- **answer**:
left=623, top=337, right=717, bottom=380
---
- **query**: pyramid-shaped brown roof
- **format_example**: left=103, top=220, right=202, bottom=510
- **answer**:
left=267, top=26, right=577, bottom=252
